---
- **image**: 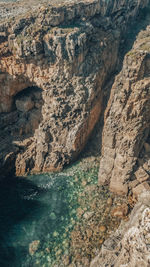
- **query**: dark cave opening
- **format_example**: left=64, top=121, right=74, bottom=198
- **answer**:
left=0, top=86, right=44, bottom=177
left=11, top=86, right=43, bottom=137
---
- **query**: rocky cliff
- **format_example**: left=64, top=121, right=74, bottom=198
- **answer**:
left=0, top=0, right=149, bottom=177
left=90, top=191, right=150, bottom=267
left=99, top=20, right=150, bottom=196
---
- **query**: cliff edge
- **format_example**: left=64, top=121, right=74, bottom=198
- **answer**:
left=0, top=0, right=148, bottom=176
left=99, top=21, right=150, bottom=196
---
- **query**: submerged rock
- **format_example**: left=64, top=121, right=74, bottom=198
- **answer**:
left=29, top=240, right=40, bottom=256
left=50, top=212, right=57, bottom=220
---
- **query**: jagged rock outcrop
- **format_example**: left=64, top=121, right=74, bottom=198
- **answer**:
left=90, top=191, right=150, bottom=267
left=0, top=0, right=149, bottom=176
left=99, top=23, right=150, bottom=195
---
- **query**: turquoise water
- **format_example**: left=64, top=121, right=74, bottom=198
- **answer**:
left=0, top=161, right=98, bottom=267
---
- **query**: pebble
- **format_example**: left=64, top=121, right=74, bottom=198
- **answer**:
left=107, top=197, right=113, bottom=206
left=75, top=177, right=78, bottom=182
left=53, top=231, right=59, bottom=237
left=47, top=256, right=51, bottom=262
left=111, top=204, right=128, bottom=218
left=82, top=257, right=90, bottom=265
left=146, top=237, right=150, bottom=244
left=45, top=247, right=50, bottom=253
left=82, top=180, right=87, bottom=186
left=83, top=211, right=94, bottom=220
left=77, top=207, right=84, bottom=217
left=86, top=229, right=93, bottom=238
left=50, top=212, right=56, bottom=220
left=99, top=238, right=104, bottom=244
left=63, top=255, right=70, bottom=265
left=56, top=249, right=62, bottom=256
left=29, top=240, right=40, bottom=256
left=99, top=225, right=107, bottom=233
left=105, top=207, right=110, bottom=213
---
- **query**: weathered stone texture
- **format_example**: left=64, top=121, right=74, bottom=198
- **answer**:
left=0, top=0, right=149, bottom=176
left=99, top=24, right=150, bottom=195
left=90, top=191, right=150, bottom=267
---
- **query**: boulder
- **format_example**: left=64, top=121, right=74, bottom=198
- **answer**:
left=111, top=204, right=128, bottom=218
left=134, top=166, right=149, bottom=183
left=132, top=182, right=150, bottom=198
left=16, top=96, right=34, bottom=112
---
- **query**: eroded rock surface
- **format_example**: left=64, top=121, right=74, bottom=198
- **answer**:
left=0, top=0, right=149, bottom=176
left=99, top=23, right=150, bottom=195
left=90, top=191, right=150, bottom=267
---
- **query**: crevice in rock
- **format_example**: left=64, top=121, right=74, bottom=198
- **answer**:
left=0, top=85, right=43, bottom=178
left=98, top=1, right=150, bottom=195
left=0, top=0, right=150, bottom=178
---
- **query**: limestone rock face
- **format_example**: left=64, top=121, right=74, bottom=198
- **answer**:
left=99, top=24, right=150, bottom=195
left=90, top=191, right=150, bottom=267
left=0, top=0, right=149, bottom=176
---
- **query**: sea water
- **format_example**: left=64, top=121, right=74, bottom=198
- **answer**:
left=0, top=160, right=99, bottom=267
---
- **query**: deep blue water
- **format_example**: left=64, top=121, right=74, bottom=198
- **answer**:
left=0, top=163, right=98, bottom=267
left=0, top=174, right=71, bottom=266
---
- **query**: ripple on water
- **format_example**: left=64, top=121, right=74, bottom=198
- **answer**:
left=0, top=159, right=128, bottom=267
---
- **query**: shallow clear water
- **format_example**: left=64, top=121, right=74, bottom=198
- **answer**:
left=0, top=161, right=98, bottom=267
